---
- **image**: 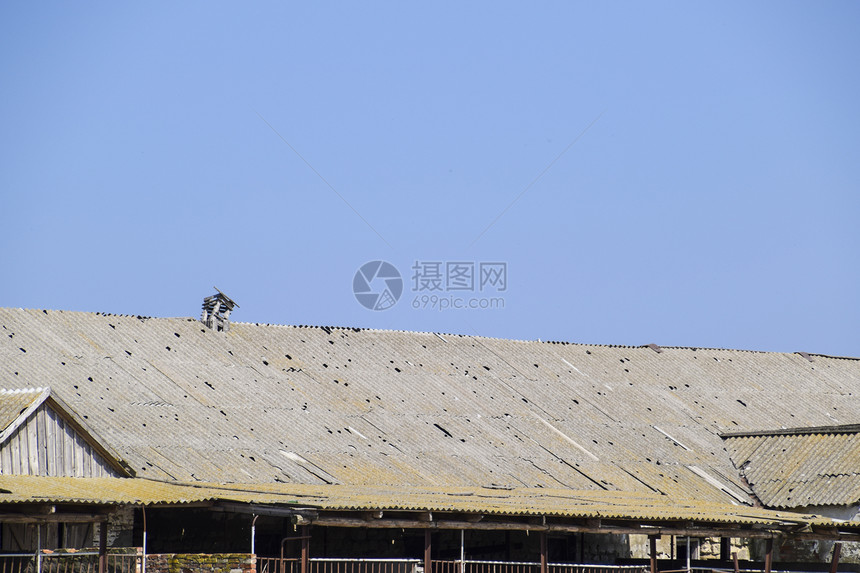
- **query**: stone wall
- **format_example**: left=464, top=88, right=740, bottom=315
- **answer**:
left=629, top=535, right=750, bottom=561
left=146, top=553, right=256, bottom=573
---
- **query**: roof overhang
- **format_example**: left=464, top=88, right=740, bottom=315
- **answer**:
left=1, top=476, right=859, bottom=542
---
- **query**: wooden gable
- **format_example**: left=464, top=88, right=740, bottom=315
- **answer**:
left=0, top=388, right=132, bottom=477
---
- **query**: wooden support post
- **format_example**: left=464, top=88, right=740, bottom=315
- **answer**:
left=650, top=535, right=658, bottom=573
left=540, top=531, right=548, bottom=573
left=301, top=525, right=309, bottom=573
left=732, top=551, right=739, bottom=573
left=98, top=522, right=108, bottom=573
left=425, top=529, right=432, bottom=573
left=764, top=539, right=773, bottom=573
left=829, top=542, right=842, bottom=573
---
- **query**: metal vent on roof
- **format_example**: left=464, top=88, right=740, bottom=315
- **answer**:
left=201, top=288, right=238, bottom=332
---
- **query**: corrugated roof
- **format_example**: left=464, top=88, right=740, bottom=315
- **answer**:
left=0, top=387, right=48, bottom=436
left=724, top=428, right=860, bottom=509
left=1, top=308, right=859, bottom=510
left=0, top=475, right=851, bottom=532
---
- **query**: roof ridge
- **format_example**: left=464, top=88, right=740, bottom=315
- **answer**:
left=1, top=307, right=856, bottom=359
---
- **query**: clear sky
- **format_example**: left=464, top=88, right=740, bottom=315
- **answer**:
left=2, top=2, right=858, bottom=357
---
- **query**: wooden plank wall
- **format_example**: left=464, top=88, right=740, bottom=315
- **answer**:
left=0, top=404, right=120, bottom=477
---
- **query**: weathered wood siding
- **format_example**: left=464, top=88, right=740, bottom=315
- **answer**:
left=0, top=403, right=120, bottom=477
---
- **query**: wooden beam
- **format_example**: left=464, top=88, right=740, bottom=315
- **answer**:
left=829, top=542, right=842, bottom=573
left=649, top=535, right=657, bottom=573
left=301, top=525, right=309, bottom=573
left=424, top=529, right=432, bottom=573
left=0, top=513, right=108, bottom=524
left=213, top=502, right=314, bottom=517
left=98, top=522, right=108, bottom=573
left=309, top=516, right=799, bottom=539
left=540, top=532, right=548, bottom=573
left=764, top=539, right=773, bottom=573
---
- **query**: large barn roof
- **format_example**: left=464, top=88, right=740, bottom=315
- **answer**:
left=1, top=307, right=859, bottom=510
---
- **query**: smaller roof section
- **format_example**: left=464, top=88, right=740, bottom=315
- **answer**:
left=0, top=388, right=50, bottom=442
left=0, top=387, right=134, bottom=478
left=722, top=424, right=860, bottom=509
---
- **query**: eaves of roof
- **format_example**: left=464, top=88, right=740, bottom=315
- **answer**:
left=0, top=475, right=856, bottom=537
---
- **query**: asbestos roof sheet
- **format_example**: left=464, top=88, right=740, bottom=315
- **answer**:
left=724, top=429, right=860, bottom=509
left=0, top=388, right=46, bottom=437
left=0, top=475, right=851, bottom=532
left=1, top=308, right=859, bottom=511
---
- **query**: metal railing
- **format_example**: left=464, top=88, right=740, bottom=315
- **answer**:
left=0, top=553, right=140, bottom=573
left=257, top=558, right=648, bottom=573
left=259, top=558, right=420, bottom=573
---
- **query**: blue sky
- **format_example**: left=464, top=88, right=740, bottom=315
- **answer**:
left=2, top=2, right=858, bottom=356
